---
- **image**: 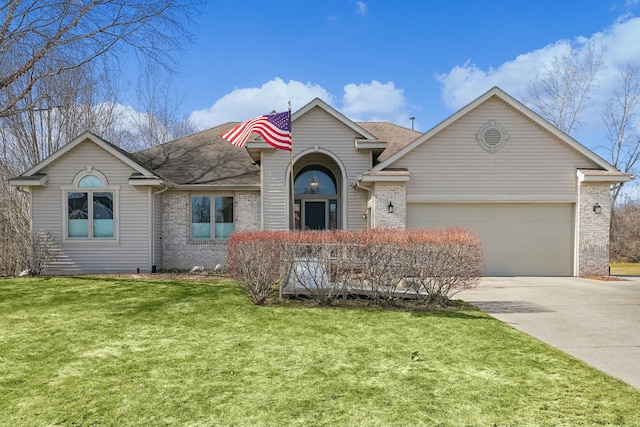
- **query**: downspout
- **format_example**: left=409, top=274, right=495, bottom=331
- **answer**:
left=352, top=175, right=374, bottom=225
left=150, top=184, right=169, bottom=273
left=152, top=184, right=169, bottom=196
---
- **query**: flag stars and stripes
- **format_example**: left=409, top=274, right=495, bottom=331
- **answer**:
left=221, top=111, right=292, bottom=151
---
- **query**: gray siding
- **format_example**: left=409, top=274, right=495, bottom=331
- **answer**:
left=33, top=141, right=152, bottom=274
left=390, top=98, right=600, bottom=202
left=261, top=107, right=371, bottom=230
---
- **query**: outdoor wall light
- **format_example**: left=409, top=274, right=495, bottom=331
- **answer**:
left=593, top=202, right=602, bottom=214
left=388, top=202, right=394, bottom=214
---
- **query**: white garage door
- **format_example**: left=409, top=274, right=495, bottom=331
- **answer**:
left=407, top=203, right=574, bottom=276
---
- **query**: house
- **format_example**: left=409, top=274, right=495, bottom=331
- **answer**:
left=9, top=87, right=632, bottom=276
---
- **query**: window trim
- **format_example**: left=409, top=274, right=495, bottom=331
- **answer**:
left=62, top=171, right=120, bottom=243
left=189, top=193, right=235, bottom=241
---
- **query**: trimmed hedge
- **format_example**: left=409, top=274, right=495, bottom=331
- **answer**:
left=227, top=228, right=484, bottom=306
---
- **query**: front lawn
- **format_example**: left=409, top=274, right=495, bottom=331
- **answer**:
left=1, top=277, right=638, bottom=426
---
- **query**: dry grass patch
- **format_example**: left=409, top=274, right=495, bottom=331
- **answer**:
left=610, top=262, right=640, bottom=276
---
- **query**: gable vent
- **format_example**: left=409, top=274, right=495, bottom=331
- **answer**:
left=477, top=120, right=508, bottom=153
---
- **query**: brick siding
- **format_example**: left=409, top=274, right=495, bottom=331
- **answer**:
left=160, top=190, right=260, bottom=270
left=372, top=183, right=406, bottom=229
left=577, top=183, right=612, bottom=276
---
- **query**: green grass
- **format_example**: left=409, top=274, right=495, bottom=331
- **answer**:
left=610, top=262, right=640, bottom=275
left=1, top=277, right=639, bottom=426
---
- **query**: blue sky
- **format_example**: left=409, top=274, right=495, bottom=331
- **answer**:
left=155, top=0, right=640, bottom=154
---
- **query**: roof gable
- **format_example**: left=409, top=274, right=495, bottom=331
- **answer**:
left=18, top=131, right=156, bottom=178
left=374, top=86, right=620, bottom=173
left=293, top=98, right=378, bottom=141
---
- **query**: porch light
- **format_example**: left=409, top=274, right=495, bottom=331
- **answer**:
left=388, top=202, right=394, bottom=214
left=593, top=203, right=602, bottom=214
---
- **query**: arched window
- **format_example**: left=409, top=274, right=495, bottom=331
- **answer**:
left=67, top=171, right=115, bottom=239
left=78, top=174, right=104, bottom=188
left=294, top=167, right=337, bottom=195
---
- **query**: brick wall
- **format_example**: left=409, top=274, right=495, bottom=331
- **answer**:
left=235, top=192, right=261, bottom=232
left=577, top=183, right=612, bottom=276
left=371, top=183, right=406, bottom=229
left=161, top=190, right=261, bottom=270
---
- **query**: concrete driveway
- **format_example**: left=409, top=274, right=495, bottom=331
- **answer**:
left=457, top=276, right=640, bottom=390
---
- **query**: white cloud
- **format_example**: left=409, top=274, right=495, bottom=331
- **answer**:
left=190, top=78, right=412, bottom=130
left=342, top=80, right=408, bottom=123
left=436, top=41, right=572, bottom=110
left=437, top=17, right=640, bottom=110
left=189, top=78, right=333, bottom=129
left=355, top=1, right=367, bottom=15
left=436, top=16, right=640, bottom=149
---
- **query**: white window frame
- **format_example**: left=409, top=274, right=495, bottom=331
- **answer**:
left=190, top=193, right=235, bottom=240
left=62, top=169, right=120, bottom=243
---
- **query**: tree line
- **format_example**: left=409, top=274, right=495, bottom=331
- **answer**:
left=0, top=0, right=201, bottom=275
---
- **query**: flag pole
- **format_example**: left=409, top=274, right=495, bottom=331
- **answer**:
left=288, top=100, right=294, bottom=231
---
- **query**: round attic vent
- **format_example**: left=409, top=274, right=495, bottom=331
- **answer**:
left=477, top=120, right=508, bottom=153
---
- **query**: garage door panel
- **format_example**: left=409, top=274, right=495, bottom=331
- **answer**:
left=407, top=203, right=574, bottom=276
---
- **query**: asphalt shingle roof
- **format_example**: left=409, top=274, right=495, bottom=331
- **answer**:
left=133, top=121, right=418, bottom=186
left=133, top=123, right=261, bottom=186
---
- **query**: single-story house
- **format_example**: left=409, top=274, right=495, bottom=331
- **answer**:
left=9, top=87, right=633, bottom=276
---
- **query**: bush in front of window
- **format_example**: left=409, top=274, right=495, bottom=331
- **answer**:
left=226, top=231, right=289, bottom=305
left=228, top=228, right=484, bottom=307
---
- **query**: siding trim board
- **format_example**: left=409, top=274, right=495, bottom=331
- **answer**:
left=407, top=194, right=578, bottom=203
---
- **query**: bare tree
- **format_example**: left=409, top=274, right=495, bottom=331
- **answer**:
left=132, top=65, right=197, bottom=150
left=601, top=63, right=640, bottom=206
left=526, top=42, right=604, bottom=135
left=0, top=0, right=202, bottom=276
left=0, top=0, right=201, bottom=119
left=610, top=200, right=640, bottom=262
left=0, top=64, right=123, bottom=171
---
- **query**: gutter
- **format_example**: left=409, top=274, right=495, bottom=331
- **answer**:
left=352, top=175, right=373, bottom=192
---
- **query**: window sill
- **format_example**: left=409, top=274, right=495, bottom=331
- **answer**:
left=63, top=238, right=120, bottom=244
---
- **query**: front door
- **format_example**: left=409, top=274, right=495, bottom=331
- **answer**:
left=305, top=201, right=326, bottom=230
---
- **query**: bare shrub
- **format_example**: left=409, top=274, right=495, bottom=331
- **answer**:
left=280, top=232, right=345, bottom=305
left=28, top=230, right=56, bottom=276
left=226, top=231, right=287, bottom=305
left=342, top=230, right=408, bottom=305
left=227, top=228, right=484, bottom=307
left=404, top=228, right=484, bottom=306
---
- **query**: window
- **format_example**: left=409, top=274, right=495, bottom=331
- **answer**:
left=66, top=172, right=115, bottom=239
left=191, top=195, right=234, bottom=239
left=294, top=169, right=337, bottom=195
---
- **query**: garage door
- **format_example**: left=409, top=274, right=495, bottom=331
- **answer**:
left=407, top=204, right=574, bottom=276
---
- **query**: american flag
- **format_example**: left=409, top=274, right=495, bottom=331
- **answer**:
left=221, top=111, right=292, bottom=151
